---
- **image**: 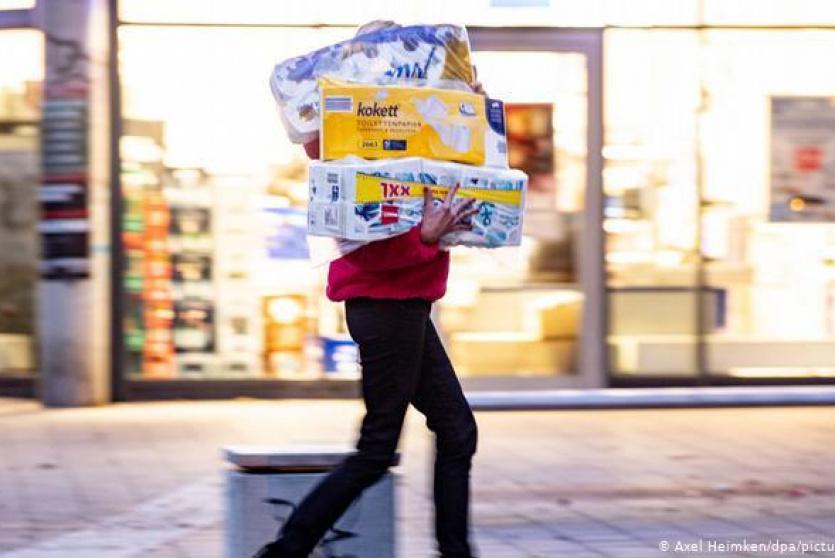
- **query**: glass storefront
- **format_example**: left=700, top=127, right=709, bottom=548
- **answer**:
left=6, top=0, right=835, bottom=396
left=604, top=30, right=702, bottom=378
left=439, top=49, right=588, bottom=380
left=604, top=29, right=835, bottom=381
left=114, top=8, right=835, bottom=390
left=118, top=26, right=350, bottom=380
left=116, top=25, right=595, bottom=384
left=0, top=29, right=41, bottom=377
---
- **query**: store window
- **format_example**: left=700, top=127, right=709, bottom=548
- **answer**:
left=439, top=50, right=588, bottom=380
left=119, top=26, right=355, bottom=380
left=118, top=25, right=593, bottom=383
left=0, top=29, right=42, bottom=377
left=604, top=30, right=702, bottom=377
left=699, top=31, right=835, bottom=378
left=604, top=28, right=835, bottom=380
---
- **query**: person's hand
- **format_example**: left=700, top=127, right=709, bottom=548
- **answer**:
left=470, top=65, right=487, bottom=97
left=420, top=183, right=479, bottom=245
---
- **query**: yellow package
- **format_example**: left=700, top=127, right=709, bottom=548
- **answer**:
left=320, top=77, right=489, bottom=166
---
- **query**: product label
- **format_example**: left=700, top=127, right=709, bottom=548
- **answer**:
left=485, top=98, right=506, bottom=135
left=320, top=78, right=488, bottom=165
left=381, top=204, right=399, bottom=224
left=353, top=173, right=523, bottom=206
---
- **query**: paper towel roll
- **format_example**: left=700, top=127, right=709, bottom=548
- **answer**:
left=270, top=24, right=475, bottom=144
left=308, top=157, right=527, bottom=247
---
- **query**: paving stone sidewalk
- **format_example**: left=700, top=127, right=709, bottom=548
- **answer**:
left=0, top=398, right=834, bottom=557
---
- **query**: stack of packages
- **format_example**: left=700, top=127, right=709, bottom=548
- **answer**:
left=270, top=24, right=527, bottom=250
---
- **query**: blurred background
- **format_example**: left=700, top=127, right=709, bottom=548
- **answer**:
left=2, top=3, right=835, bottom=558
left=2, top=0, right=835, bottom=405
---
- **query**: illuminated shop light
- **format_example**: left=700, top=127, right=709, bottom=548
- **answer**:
left=728, top=367, right=835, bottom=378
left=789, top=197, right=806, bottom=212
left=267, top=298, right=304, bottom=324
left=0, top=0, right=34, bottom=9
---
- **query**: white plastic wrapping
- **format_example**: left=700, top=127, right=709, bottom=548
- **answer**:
left=318, top=78, right=509, bottom=167
left=305, top=156, right=527, bottom=266
left=269, top=24, right=475, bottom=144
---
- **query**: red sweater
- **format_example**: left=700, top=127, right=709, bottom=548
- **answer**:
left=326, top=226, right=450, bottom=302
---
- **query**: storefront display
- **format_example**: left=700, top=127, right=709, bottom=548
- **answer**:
left=604, top=30, right=835, bottom=379
left=2, top=4, right=785, bottom=394
left=120, top=129, right=329, bottom=379
left=770, top=96, right=835, bottom=222
left=506, top=103, right=556, bottom=211
left=0, top=29, right=41, bottom=379
left=5, top=1, right=835, bottom=400
left=121, top=136, right=175, bottom=377
left=262, top=294, right=306, bottom=375
left=115, top=24, right=581, bottom=385
left=434, top=48, right=588, bottom=379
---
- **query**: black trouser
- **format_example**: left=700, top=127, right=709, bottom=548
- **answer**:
left=269, top=297, right=478, bottom=558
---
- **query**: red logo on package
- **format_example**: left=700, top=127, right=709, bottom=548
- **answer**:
left=381, top=181, right=411, bottom=198
left=381, top=204, right=399, bottom=224
left=794, top=146, right=823, bottom=172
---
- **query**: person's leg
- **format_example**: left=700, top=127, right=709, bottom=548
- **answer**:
left=262, top=298, right=430, bottom=557
left=411, top=318, right=478, bottom=558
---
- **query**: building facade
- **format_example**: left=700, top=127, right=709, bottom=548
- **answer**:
left=2, top=0, right=835, bottom=402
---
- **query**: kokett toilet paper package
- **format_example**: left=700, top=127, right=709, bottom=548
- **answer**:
left=320, top=78, right=508, bottom=168
left=270, top=24, right=474, bottom=144
left=308, top=158, right=526, bottom=248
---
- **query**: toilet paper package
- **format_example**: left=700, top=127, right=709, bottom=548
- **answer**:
left=308, top=158, right=526, bottom=248
left=308, top=157, right=424, bottom=241
left=443, top=164, right=527, bottom=248
left=308, top=156, right=422, bottom=203
left=307, top=201, right=345, bottom=237
left=270, top=24, right=474, bottom=144
left=419, top=160, right=526, bottom=248
left=320, top=78, right=509, bottom=167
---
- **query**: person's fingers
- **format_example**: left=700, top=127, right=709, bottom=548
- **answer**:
left=470, top=65, right=485, bottom=95
left=444, top=183, right=460, bottom=207
left=455, top=205, right=480, bottom=223
left=453, top=197, right=476, bottom=216
left=450, top=222, right=473, bottom=232
left=422, top=184, right=433, bottom=211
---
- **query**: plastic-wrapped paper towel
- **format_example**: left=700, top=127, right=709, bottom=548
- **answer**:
left=320, top=78, right=508, bottom=167
left=269, top=24, right=474, bottom=144
left=309, top=157, right=424, bottom=242
left=439, top=164, right=527, bottom=249
left=308, top=157, right=526, bottom=248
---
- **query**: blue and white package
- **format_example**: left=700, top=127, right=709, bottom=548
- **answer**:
left=308, top=157, right=424, bottom=241
left=442, top=166, right=527, bottom=248
left=270, top=24, right=474, bottom=144
left=308, top=157, right=527, bottom=248
left=484, top=98, right=509, bottom=168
